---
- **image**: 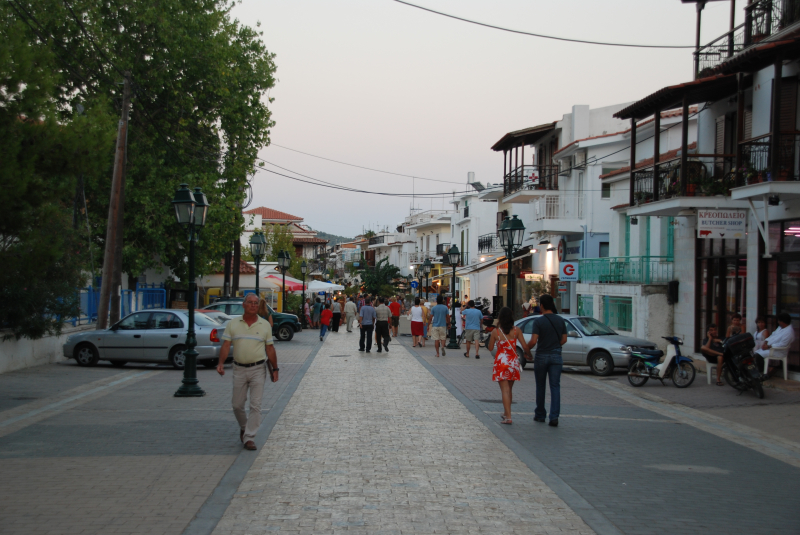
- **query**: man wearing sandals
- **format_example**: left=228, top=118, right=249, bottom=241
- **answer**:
left=429, top=295, right=450, bottom=357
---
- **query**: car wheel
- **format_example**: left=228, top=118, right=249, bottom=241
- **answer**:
left=276, top=324, right=294, bottom=342
left=74, top=343, right=99, bottom=367
left=517, top=346, right=527, bottom=369
left=169, top=346, right=187, bottom=370
left=110, top=361, right=127, bottom=367
left=589, top=350, right=614, bottom=376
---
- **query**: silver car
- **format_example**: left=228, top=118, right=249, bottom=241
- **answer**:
left=63, top=309, right=229, bottom=370
left=513, top=314, right=657, bottom=376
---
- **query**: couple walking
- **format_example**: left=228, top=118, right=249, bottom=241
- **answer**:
left=487, top=294, right=565, bottom=426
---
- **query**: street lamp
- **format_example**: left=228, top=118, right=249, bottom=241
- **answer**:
left=300, top=260, right=308, bottom=327
left=249, top=231, right=267, bottom=300
left=446, top=245, right=460, bottom=350
left=422, top=258, right=432, bottom=301
left=498, top=215, right=526, bottom=316
left=277, top=250, right=291, bottom=312
left=171, top=184, right=209, bottom=397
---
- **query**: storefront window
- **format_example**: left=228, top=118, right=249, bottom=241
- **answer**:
left=696, top=238, right=746, bottom=351
left=603, top=296, right=632, bottom=331
left=763, top=221, right=800, bottom=371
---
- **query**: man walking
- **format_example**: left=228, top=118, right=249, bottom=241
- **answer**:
left=344, top=297, right=357, bottom=333
left=462, top=300, right=483, bottom=359
left=388, top=296, right=402, bottom=338
left=526, top=294, right=567, bottom=427
left=375, top=297, right=391, bottom=353
left=358, top=297, right=377, bottom=352
left=217, top=293, right=279, bottom=451
left=331, top=298, right=342, bottom=333
left=430, top=295, right=450, bottom=357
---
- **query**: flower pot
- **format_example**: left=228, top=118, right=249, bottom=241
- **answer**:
left=779, top=170, right=789, bottom=181
left=686, top=184, right=697, bottom=196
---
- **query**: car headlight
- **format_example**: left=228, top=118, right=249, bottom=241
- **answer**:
left=619, top=346, right=632, bottom=353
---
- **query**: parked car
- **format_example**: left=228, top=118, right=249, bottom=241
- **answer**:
left=199, top=300, right=301, bottom=342
left=200, top=310, right=234, bottom=326
left=63, top=309, right=231, bottom=370
left=513, top=315, right=658, bottom=376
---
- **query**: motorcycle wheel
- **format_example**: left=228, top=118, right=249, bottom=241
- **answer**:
left=722, top=365, right=747, bottom=391
left=627, top=360, right=649, bottom=387
left=672, top=362, right=696, bottom=388
left=753, top=382, right=765, bottom=399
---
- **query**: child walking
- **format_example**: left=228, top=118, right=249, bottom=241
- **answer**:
left=319, top=303, right=333, bottom=341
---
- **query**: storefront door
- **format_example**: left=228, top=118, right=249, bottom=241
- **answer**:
left=762, top=220, right=800, bottom=371
left=696, top=237, right=746, bottom=352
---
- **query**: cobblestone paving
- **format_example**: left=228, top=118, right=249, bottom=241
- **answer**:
left=211, top=330, right=595, bottom=535
left=0, top=335, right=315, bottom=535
left=404, top=338, right=800, bottom=534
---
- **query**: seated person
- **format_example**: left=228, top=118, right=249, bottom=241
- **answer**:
left=701, top=324, right=725, bottom=386
left=755, top=312, right=796, bottom=376
left=726, top=313, right=743, bottom=338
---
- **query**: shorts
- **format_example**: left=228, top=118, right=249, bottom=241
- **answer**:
left=391, top=316, right=399, bottom=327
left=430, top=326, right=447, bottom=341
left=464, top=329, right=480, bottom=342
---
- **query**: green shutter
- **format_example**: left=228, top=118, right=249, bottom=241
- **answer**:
left=644, top=216, right=651, bottom=257
left=667, top=216, right=674, bottom=260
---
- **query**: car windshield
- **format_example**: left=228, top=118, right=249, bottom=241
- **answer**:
left=194, top=313, right=220, bottom=327
left=208, top=313, right=232, bottom=324
left=574, top=317, right=617, bottom=336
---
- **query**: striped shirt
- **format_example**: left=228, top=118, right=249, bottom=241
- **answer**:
left=221, top=315, right=274, bottom=364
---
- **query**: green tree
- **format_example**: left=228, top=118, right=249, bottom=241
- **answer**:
left=263, top=224, right=304, bottom=279
left=359, top=258, right=400, bottom=296
left=0, top=9, right=116, bottom=339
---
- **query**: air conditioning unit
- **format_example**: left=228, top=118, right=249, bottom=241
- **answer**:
left=573, top=151, right=586, bottom=169
left=558, top=159, right=571, bottom=176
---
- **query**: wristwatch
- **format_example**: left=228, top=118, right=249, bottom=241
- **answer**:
left=272, top=367, right=279, bottom=371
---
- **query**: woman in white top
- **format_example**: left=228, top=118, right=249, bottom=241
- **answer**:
left=409, top=297, right=425, bottom=347
left=753, top=316, right=770, bottom=351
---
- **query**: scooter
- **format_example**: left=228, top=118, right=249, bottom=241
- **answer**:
left=721, top=332, right=766, bottom=399
left=627, top=336, right=696, bottom=388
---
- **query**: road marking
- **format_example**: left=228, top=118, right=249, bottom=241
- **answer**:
left=645, top=464, right=730, bottom=474
left=573, top=374, right=800, bottom=469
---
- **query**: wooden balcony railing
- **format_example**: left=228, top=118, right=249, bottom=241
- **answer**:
left=503, top=164, right=559, bottom=196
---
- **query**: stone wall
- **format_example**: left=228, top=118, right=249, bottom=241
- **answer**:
left=0, top=324, right=94, bottom=375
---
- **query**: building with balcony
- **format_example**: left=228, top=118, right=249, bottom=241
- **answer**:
left=242, top=206, right=329, bottom=261
left=598, top=0, right=800, bottom=374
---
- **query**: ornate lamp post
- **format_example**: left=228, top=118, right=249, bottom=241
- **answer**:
left=300, top=260, right=308, bottom=327
left=171, top=184, right=209, bottom=397
left=422, top=258, right=432, bottom=301
left=249, top=231, right=267, bottom=300
left=498, top=215, right=526, bottom=315
left=277, top=250, right=291, bottom=312
left=445, top=245, right=460, bottom=350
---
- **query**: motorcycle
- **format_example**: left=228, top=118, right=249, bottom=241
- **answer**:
left=721, top=332, right=766, bottom=399
left=627, top=336, right=696, bottom=388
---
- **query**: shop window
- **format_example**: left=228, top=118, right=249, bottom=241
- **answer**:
left=696, top=238, right=746, bottom=352
left=578, top=295, right=594, bottom=317
left=599, top=242, right=609, bottom=258
left=603, top=296, right=632, bottom=331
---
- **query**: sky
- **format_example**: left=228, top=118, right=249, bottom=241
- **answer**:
left=231, top=0, right=737, bottom=238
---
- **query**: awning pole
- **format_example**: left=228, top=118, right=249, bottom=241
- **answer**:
left=747, top=197, right=771, bottom=258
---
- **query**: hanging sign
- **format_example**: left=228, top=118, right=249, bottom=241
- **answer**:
left=558, top=282, right=568, bottom=293
left=524, top=273, right=544, bottom=282
left=496, top=261, right=508, bottom=274
left=559, top=262, right=579, bottom=282
left=697, top=209, right=747, bottom=239
left=557, top=239, right=567, bottom=262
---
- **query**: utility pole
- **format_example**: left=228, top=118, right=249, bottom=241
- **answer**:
left=97, top=72, right=131, bottom=330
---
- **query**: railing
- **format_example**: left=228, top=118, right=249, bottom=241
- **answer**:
left=409, top=252, right=435, bottom=264
left=368, top=235, right=385, bottom=246
left=405, top=209, right=451, bottom=227
left=69, top=286, right=100, bottom=326
left=478, top=233, right=502, bottom=254
left=631, top=155, right=736, bottom=204
left=436, top=242, right=450, bottom=256
left=740, top=132, right=800, bottom=183
left=579, top=256, right=674, bottom=285
left=695, top=0, right=800, bottom=75
left=504, top=164, right=559, bottom=196
left=533, top=194, right=584, bottom=220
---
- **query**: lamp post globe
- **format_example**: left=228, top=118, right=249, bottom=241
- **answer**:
left=172, top=183, right=209, bottom=398
left=445, top=245, right=460, bottom=350
left=498, top=215, right=526, bottom=315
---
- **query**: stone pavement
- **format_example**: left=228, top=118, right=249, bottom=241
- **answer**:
left=0, top=335, right=315, bottom=535
left=405, top=336, right=800, bottom=535
left=210, top=330, right=595, bottom=535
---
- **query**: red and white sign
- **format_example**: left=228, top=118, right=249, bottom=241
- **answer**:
left=557, top=239, right=567, bottom=262
left=558, top=282, right=568, bottom=293
left=559, top=262, right=579, bottom=282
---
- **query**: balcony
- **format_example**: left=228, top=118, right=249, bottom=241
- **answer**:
left=695, top=0, right=800, bottom=76
left=436, top=243, right=450, bottom=256
left=368, top=235, right=384, bottom=246
left=740, top=132, right=800, bottom=183
left=478, top=233, right=502, bottom=254
left=404, top=209, right=451, bottom=228
left=631, top=154, right=738, bottom=204
left=503, top=164, right=559, bottom=203
left=528, top=194, right=585, bottom=234
left=579, top=256, right=674, bottom=285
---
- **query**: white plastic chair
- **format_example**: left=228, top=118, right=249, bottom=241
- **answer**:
left=763, top=345, right=790, bottom=380
left=706, top=362, right=718, bottom=385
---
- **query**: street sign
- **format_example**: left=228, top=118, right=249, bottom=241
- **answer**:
left=559, top=262, right=579, bottom=282
left=410, top=280, right=419, bottom=289
left=697, top=209, right=746, bottom=239
left=558, top=282, right=568, bottom=293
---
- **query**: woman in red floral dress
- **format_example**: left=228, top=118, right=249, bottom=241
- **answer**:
left=487, top=307, right=532, bottom=424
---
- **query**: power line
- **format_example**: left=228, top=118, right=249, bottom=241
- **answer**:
left=392, top=0, right=696, bottom=49
left=269, top=144, right=464, bottom=184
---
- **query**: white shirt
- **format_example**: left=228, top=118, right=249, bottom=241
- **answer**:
left=766, top=325, right=795, bottom=349
left=410, top=306, right=424, bottom=322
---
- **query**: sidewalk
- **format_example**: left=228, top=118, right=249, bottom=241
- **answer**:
left=210, top=331, right=595, bottom=534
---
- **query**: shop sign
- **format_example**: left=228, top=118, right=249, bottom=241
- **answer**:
left=565, top=240, right=583, bottom=260
left=697, top=209, right=747, bottom=239
left=557, top=239, right=567, bottom=262
left=496, top=261, right=508, bottom=274
left=524, top=273, right=543, bottom=282
left=518, top=270, right=532, bottom=279
left=558, top=282, right=568, bottom=293
left=559, top=262, right=579, bottom=282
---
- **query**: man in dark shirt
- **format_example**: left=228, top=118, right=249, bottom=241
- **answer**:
left=702, top=324, right=725, bottom=386
left=526, top=294, right=567, bottom=427
left=358, top=297, right=377, bottom=353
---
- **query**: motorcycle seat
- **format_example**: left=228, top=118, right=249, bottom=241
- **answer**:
left=636, top=348, right=664, bottom=358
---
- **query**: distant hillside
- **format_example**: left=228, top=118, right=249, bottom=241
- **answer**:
left=314, top=230, right=353, bottom=245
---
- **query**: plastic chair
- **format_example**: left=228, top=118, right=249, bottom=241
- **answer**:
left=706, top=362, right=717, bottom=385
left=763, top=345, right=790, bottom=380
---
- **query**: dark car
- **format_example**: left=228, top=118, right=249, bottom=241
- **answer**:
left=199, top=300, right=301, bottom=342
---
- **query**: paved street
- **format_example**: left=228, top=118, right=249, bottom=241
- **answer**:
left=1, top=330, right=799, bottom=534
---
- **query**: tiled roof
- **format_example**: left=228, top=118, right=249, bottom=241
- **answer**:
left=614, top=75, right=737, bottom=120
left=243, top=207, right=303, bottom=221
left=554, top=107, right=697, bottom=156
left=292, top=237, right=328, bottom=244
left=599, top=142, right=697, bottom=179
left=212, top=258, right=256, bottom=274
left=611, top=203, right=630, bottom=211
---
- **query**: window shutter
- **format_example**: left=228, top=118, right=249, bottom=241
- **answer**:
left=715, top=115, right=726, bottom=155
left=779, top=78, right=798, bottom=134
left=744, top=109, right=753, bottom=140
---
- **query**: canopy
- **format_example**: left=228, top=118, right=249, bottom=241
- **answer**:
left=307, top=280, right=345, bottom=292
left=264, top=275, right=304, bottom=292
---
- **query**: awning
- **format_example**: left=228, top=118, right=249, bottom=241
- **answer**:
left=711, top=38, right=800, bottom=76
left=614, top=74, right=738, bottom=121
left=307, top=280, right=345, bottom=292
left=491, top=121, right=557, bottom=152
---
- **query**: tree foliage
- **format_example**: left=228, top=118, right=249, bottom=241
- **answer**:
left=263, top=224, right=304, bottom=280
left=358, top=258, right=400, bottom=296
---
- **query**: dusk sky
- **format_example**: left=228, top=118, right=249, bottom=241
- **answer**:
left=233, top=0, right=737, bottom=237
